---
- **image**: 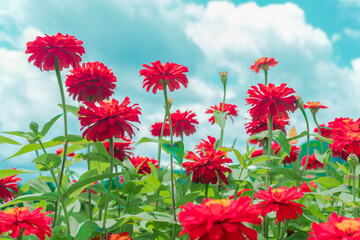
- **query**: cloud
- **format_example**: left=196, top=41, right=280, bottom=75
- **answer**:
left=344, top=28, right=360, bottom=39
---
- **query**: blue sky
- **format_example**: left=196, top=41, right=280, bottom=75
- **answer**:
left=1, top=0, right=360, bottom=178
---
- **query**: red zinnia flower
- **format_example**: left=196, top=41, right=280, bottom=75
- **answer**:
left=246, top=83, right=297, bottom=122
left=0, top=175, right=21, bottom=202
left=301, top=153, right=324, bottom=170
left=250, top=57, right=278, bottom=73
left=205, top=103, right=239, bottom=125
left=78, top=98, right=141, bottom=142
left=246, top=116, right=289, bottom=145
left=0, top=207, right=52, bottom=240
left=178, top=197, right=262, bottom=240
left=56, top=148, right=75, bottom=157
left=183, top=140, right=232, bottom=184
left=194, top=136, right=217, bottom=153
left=71, top=180, right=99, bottom=194
left=93, top=232, right=133, bottom=240
left=299, top=182, right=312, bottom=193
left=25, top=33, right=85, bottom=71
left=330, top=120, right=360, bottom=160
left=304, top=101, right=328, bottom=115
left=103, top=137, right=134, bottom=162
left=139, top=60, right=189, bottom=94
left=150, top=122, right=171, bottom=137
left=229, top=189, right=252, bottom=200
left=171, top=110, right=199, bottom=137
left=129, top=156, right=158, bottom=175
left=308, top=212, right=360, bottom=239
left=314, top=124, right=332, bottom=139
left=253, top=186, right=305, bottom=222
left=66, top=61, right=117, bottom=103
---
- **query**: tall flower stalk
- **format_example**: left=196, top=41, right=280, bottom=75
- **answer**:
left=102, top=138, right=114, bottom=236
left=219, top=72, right=227, bottom=147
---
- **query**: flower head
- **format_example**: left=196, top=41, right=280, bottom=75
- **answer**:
left=0, top=175, right=21, bottom=202
left=178, top=197, right=262, bottom=240
left=304, top=101, right=328, bottom=115
left=253, top=186, right=305, bottom=222
left=56, top=148, right=75, bottom=157
left=194, top=136, right=217, bottom=153
left=250, top=142, right=300, bottom=164
left=130, top=156, right=158, bottom=175
left=93, top=232, right=133, bottom=240
left=78, top=98, right=141, bottom=142
left=301, top=153, right=324, bottom=170
left=246, top=83, right=297, bottom=122
left=171, top=110, right=199, bottom=137
left=309, top=213, right=360, bottom=239
left=66, top=61, right=116, bottom=103
left=103, top=137, right=134, bottom=162
left=205, top=103, right=238, bottom=125
left=330, top=120, right=360, bottom=160
left=183, top=139, right=232, bottom=185
left=150, top=122, right=170, bottom=137
left=250, top=57, right=278, bottom=73
left=219, top=71, right=228, bottom=85
left=139, top=60, right=189, bottom=94
left=25, top=33, right=85, bottom=71
left=0, top=207, right=52, bottom=240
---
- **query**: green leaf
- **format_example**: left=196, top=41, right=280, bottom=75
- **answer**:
left=313, top=177, right=341, bottom=188
left=58, top=104, right=81, bottom=117
left=28, top=180, right=52, bottom=193
left=1, top=131, right=35, bottom=141
left=122, top=181, right=144, bottom=194
left=32, top=153, right=61, bottom=171
left=274, top=167, right=303, bottom=181
left=0, top=169, right=37, bottom=179
left=336, top=162, right=351, bottom=175
left=75, top=221, right=101, bottom=240
left=176, top=192, right=199, bottom=207
left=0, top=193, right=60, bottom=209
left=213, top=110, right=227, bottom=130
left=221, top=147, right=246, bottom=168
left=39, top=114, right=63, bottom=137
left=136, top=137, right=170, bottom=145
left=310, top=133, right=333, bottom=144
left=0, top=135, right=21, bottom=145
left=162, top=141, right=184, bottom=164
left=286, top=130, right=307, bottom=142
left=119, top=211, right=176, bottom=224
left=247, top=131, right=267, bottom=142
left=271, top=130, right=290, bottom=156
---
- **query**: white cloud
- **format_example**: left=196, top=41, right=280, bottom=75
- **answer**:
left=344, top=27, right=360, bottom=39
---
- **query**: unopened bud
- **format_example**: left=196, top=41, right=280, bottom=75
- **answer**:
left=29, top=121, right=39, bottom=134
left=348, top=153, right=359, bottom=168
left=295, top=95, right=304, bottom=110
left=219, top=71, right=228, bottom=85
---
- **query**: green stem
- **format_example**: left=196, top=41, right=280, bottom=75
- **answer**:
left=265, top=115, right=273, bottom=190
left=162, top=83, right=177, bottom=223
left=205, top=184, right=209, bottom=198
left=180, top=129, right=184, bottom=176
left=264, top=70, right=268, bottom=86
left=300, top=109, right=311, bottom=180
left=279, top=220, right=289, bottom=240
left=219, top=82, right=227, bottom=147
left=234, top=168, right=243, bottom=200
left=53, top=57, right=69, bottom=228
left=38, top=140, right=47, bottom=154
left=120, top=194, right=131, bottom=233
left=358, top=173, right=360, bottom=198
left=87, top=144, right=93, bottom=220
left=102, top=137, right=114, bottom=235
left=353, top=167, right=357, bottom=218
left=312, top=113, right=324, bottom=153
left=277, top=221, right=281, bottom=240
left=116, top=167, right=120, bottom=218
left=339, top=202, right=345, bottom=216
left=16, top=229, right=24, bottom=240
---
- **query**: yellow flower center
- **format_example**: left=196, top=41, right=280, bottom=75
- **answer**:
left=346, top=132, right=360, bottom=141
left=5, top=207, right=28, bottom=216
left=205, top=199, right=231, bottom=208
left=335, top=219, right=360, bottom=235
left=271, top=188, right=285, bottom=198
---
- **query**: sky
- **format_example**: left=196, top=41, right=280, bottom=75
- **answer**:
left=0, top=0, right=360, bottom=179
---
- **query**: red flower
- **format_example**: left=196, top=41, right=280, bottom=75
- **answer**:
left=246, top=116, right=289, bottom=145
left=139, top=60, right=189, bottom=94
left=0, top=175, right=21, bottom=202
left=129, top=156, right=158, bottom=175
left=78, top=98, right=141, bottom=142
left=56, top=148, right=75, bottom=157
left=299, top=182, right=312, bottom=193
left=308, top=213, right=360, bottom=239
left=66, top=61, right=116, bottom=103
left=0, top=207, right=52, bottom=240
left=330, top=120, right=360, bottom=160
left=25, top=33, right=85, bottom=71
left=103, top=137, right=134, bottom=162
left=304, top=101, right=328, bottom=115
left=253, top=186, right=305, bottom=222
left=250, top=57, right=278, bottom=73
left=178, top=197, right=262, bottom=240
left=205, top=103, right=238, bottom=125
left=250, top=142, right=299, bottom=164
left=71, top=180, right=99, bottom=194
left=246, top=83, right=297, bottom=122
left=93, top=232, right=133, bottom=240
left=229, top=189, right=252, bottom=200
left=194, top=136, right=217, bottom=153
left=301, top=153, right=324, bottom=170
left=314, top=124, right=332, bottom=139
left=171, top=110, right=199, bottom=137
left=150, top=122, right=170, bottom=137
left=183, top=140, right=232, bottom=185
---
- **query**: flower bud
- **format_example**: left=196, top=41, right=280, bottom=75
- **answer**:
left=348, top=153, right=359, bottom=168
left=295, top=95, right=304, bottom=110
left=29, top=121, right=39, bottom=134
left=219, top=71, right=228, bottom=85
left=165, top=98, right=173, bottom=109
